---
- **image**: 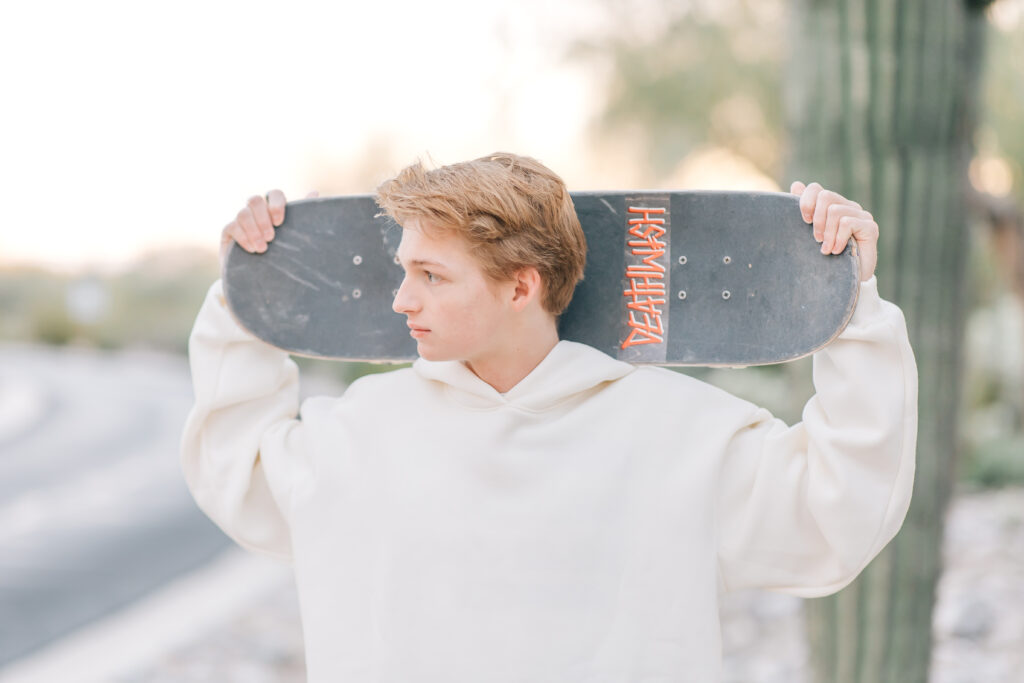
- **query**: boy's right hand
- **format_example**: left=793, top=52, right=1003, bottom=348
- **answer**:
left=219, top=189, right=318, bottom=267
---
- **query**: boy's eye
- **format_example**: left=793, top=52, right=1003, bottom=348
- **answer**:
left=426, top=271, right=441, bottom=283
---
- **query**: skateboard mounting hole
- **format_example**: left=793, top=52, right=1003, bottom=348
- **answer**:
left=678, top=256, right=687, bottom=265
left=723, top=256, right=732, bottom=264
left=678, top=290, right=687, bottom=300
left=353, top=289, right=362, bottom=299
left=722, top=290, right=731, bottom=300
left=353, top=255, right=363, bottom=265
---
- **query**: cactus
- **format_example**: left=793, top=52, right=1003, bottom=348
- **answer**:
left=786, top=1, right=994, bottom=681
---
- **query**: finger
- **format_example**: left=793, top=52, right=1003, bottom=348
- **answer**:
left=831, top=216, right=856, bottom=255
left=220, top=222, right=238, bottom=252
left=306, top=190, right=320, bottom=199
left=789, top=180, right=806, bottom=196
left=821, top=204, right=861, bottom=254
left=811, top=189, right=849, bottom=242
left=799, top=182, right=824, bottom=225
left=247, top=195, right=274, bottom=240
left=221, top=221, right=251, bottom=258
left=236, top=206, right=266, bottom=252
left=850, top=216, right=879, bottom=252
left=854, top=221, right=879, bottom=281
left=266, top=189, right=287, bottom=227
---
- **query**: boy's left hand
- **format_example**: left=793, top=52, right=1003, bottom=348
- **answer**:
left=790, top=181, right=878, bottom=282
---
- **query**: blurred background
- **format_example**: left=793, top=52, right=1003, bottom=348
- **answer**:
left=1, top=0, right=1021, bottom=681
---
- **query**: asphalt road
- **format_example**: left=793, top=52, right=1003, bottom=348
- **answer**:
left=0, top=344, right=231, bottom=666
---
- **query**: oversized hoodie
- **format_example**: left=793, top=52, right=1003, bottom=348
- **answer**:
left=181, top=276, right=917, bottom=682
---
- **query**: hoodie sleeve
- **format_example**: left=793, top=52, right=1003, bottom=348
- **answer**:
left=715, top=276, right=918, bottom=597
left=179, top=279, right=313, bottom=562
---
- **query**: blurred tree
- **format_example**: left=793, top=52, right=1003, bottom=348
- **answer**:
left=102, top=249, right=221, bottom=352
left=0, top=249, right=219, bottom=353
left=573, top=0, right=786, bottom=181
left=0, top=268, right=71, bottom=342
left=785, top=1, right=996, bottom=681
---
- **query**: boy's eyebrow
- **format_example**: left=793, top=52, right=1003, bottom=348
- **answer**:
left=405, top=258, right=447, bottom=268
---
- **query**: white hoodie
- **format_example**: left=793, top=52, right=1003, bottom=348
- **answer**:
left=181, top=276, right=917, bottom=682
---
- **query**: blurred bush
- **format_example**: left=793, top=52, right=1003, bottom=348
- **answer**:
left=0, top=251, right=408, bottom=387
left=294, top=358, right=410, bottom=387
left=0, top=249, right=219, bottom=354
left=962, top=435, right=1024, bottom=488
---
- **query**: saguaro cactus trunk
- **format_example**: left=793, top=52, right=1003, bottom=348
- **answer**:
left=786, top=1, right=992, bottom=681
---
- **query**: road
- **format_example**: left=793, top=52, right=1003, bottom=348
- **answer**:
left=0, top=344, right=230, bottom=666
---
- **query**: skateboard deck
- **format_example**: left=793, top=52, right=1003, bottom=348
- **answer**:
left=222, top=191, right=859, bottom=366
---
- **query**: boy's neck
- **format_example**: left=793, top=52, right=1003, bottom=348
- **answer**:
left=464, top=320, right=560, bottom=394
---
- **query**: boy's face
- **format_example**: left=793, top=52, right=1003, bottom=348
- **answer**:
left=392, top=219, right=514, bottom=363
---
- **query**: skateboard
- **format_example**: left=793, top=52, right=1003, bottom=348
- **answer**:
left=222, top=191, right=859, bottom=366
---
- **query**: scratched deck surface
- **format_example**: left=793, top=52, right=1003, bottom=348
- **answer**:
left=222, top=191, right=859, bottom=366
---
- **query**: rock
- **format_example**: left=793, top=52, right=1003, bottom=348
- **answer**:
left=950, top=598, right=995, bottom=641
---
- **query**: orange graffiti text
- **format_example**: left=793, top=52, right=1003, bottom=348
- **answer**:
left=622, top=206, right=668, bottom=349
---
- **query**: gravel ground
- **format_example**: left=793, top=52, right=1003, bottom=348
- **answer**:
left=119, top=487, right=1024, bottom=683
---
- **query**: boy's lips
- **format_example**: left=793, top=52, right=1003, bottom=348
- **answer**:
left=408, top=324, right=430, bottom=339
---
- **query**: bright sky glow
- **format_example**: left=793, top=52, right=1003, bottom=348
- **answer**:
left=1, top=0, right=612, bottom=271
left=0, top=0, right=801, bottom=272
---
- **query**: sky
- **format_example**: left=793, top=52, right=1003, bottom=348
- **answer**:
left=12, top=0, right=1016, bottom=272
left=0, top=0, right=618, bottom=271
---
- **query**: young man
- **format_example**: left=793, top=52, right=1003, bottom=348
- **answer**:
left=182, top=153, right=917, bottom=682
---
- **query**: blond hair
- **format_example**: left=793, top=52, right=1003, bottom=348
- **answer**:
left=375, top=152, right=586, bottom=315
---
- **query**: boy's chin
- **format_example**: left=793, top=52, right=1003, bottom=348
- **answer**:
left=415, top=342, right=452, bottom=363
left=416, top=341, right=472, bottom=364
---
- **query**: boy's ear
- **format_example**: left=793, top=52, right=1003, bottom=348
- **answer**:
left=510, top=266, right=543, bottom=312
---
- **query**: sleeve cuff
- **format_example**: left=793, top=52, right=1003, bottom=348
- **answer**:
left=848, top=275, right=883, bottom=326
left=193, top=279, right=265, bottom=345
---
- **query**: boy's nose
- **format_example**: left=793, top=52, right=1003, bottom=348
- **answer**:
left=392, top=277, right=418, bottom=314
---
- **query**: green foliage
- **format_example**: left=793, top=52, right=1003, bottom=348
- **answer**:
left=968, top=0, right=1001, bottom=13
left=0, top=249, right=219, bottom=354
left=0, top=250, right=411, bottom=389
left=337, top=361, right=411, bottom=384
left=1, top=271, right=60, bottom=344
left=32, top=300, right=75, bottom=346
left=103, top=251, right=221, bottom=353
left=294, top=358, right=410, bottom=385
left=961, top=435, right=1024, bottom=488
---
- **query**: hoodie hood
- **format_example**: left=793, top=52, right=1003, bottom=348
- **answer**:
left=412, top=340, right=635, bottom=412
